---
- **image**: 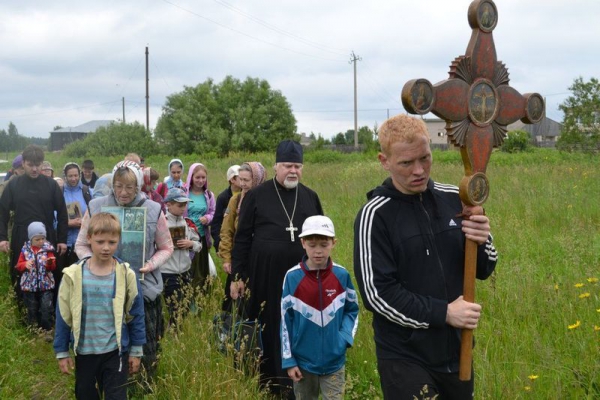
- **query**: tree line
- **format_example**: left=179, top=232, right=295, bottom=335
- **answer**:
left=0, top=122, right=49, bottom=154
left=9, top=75, right=599, bottom=158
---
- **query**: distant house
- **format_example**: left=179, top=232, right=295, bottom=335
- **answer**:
left=298, top=132, right=314, bottom=146
left=508, top=117, right=562, bottom=148
left=49, top=120, right=114, bottom=151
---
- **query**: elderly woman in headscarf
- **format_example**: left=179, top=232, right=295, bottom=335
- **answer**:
left=156, top=158, right=184, bottom=199
left=217, top=161, right=266, bottom=311
left=75, top=160, right=174, bottom=379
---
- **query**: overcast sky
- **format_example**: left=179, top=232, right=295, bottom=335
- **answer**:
left=1, top=0, right=598, bottom=140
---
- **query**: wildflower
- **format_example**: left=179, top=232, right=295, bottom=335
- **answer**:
left=528, top=375, right=539, bottom=380
left=554, top=283, right=559, bottom=290
left=594, top=326, right=600, bottom=332
left=579, top=293, right=590, bottom=299
left=574, top=283, right=584, bottom=288
left=568, top=321, right=581, bottom=330
left=597, top=309, right=600, bottom=313
left=567, top=204, right=573, bottom=209
left=587, top=277, right=598, bottom=283
left=524, top=386, right=532, bottom=391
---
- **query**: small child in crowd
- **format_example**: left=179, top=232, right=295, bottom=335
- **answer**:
left=16, top=222, right=57, bottom=341
left=54, top=212, right=145, bottom=399
left=281, top=215, right=359, bottom=400
left=160, top=188, right=202, bottom=326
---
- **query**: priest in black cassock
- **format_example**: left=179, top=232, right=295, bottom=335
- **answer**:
left=0, top=145, right=68, bottom=301
left=231, top=139, right=323, bottom=398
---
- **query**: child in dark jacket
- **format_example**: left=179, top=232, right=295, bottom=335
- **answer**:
left=54, top=212, right=145, bottom=399
left=281, top=216, right=359, bottom=400
left=16, top=221, right=57, bottom=339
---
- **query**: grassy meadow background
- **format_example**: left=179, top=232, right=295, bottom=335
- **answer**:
left=0, top=148, right=599, bottom=399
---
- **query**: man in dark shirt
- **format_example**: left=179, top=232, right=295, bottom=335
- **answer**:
left=231, top=140, right=323, bottom=398
left=0, top=145, right=68, bottom=299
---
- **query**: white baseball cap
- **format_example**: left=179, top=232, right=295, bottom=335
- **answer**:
left=227, top=165, right=241, bottom=181
left=299, top=215, right=335, bottom=238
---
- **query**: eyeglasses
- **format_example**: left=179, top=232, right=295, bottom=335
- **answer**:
left=113, top=183, right=137, bottom=193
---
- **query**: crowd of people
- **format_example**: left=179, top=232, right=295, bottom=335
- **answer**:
left=0, top=115, right=498, bottom=400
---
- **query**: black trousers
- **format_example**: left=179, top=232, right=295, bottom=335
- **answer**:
left=378, top=358, right=474, bottom=400
left=22, top=290, right=53, bottom=331
left=162, top=271, right=191, bottom=326
left=75, top=350, right=128, bottom=400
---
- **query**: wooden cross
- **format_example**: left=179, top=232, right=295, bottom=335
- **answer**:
left=401, top=0, right=544, bottom=381
left=286, top=222, right=298, bottom=242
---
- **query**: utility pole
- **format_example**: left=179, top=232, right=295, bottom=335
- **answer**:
left=349, top=51, right=362, bottom=149
left=145, top=46, right=150, bottom=133
left=122, top=97, right=126, bottom=124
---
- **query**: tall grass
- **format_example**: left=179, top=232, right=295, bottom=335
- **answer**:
left=1, top=148, right=599, bottom=398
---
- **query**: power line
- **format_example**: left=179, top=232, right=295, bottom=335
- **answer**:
left=150, top=54, right=172, bottom=91
left=211, top=0, right=347, bottom=56
left=294, top=107, right=403, bottom=114
left=105, top=58, right=143, bottom=119
left=360, top=60, right=402, bottom=105
left=161, top=0, right=345, bottom=63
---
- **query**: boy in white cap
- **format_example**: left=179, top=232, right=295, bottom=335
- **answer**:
left=160, top=187, right=202, bottom=326
left=15, top=221, right=57, bottom=340
left=211, top=164, right=240, bottom=253
left=280, top=215, right=359, bottom=400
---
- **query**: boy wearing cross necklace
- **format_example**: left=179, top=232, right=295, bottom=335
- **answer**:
left=54, top=212, right=146, bottom=399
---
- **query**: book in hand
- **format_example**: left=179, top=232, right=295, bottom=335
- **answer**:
left=67, top=201, right=82, bottom=220
left=169, top=226, right=186, bottom=244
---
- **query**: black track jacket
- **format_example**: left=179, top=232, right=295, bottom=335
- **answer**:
left=354, top=178, right=497, bottom=373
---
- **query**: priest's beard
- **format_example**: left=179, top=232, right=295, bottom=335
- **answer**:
left=283, top=177, right=299, bottom=189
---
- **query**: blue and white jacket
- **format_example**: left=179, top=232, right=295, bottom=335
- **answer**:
left=281, top=256, right=359, bottom=375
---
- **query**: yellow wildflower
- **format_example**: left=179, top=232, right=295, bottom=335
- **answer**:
left=587, top=277, right=598, bottom=283
left=524, top=386, right=531, bottom=391
left=568, top=321, right=581, bottom=330
left=579, top=292, right=591, bottom=299
left=554, top=283, right=559, bottom=290
left=528, top=375, right=539, bottom=380
left=594, top=326, right=600, bottom=332
left=574, top=283, right=584, bottom=288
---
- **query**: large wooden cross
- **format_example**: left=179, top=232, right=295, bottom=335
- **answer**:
left=401, top=0, right=544, bottom=381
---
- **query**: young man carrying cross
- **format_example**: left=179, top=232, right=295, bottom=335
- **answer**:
left=353, top=114, right=498, bottom=399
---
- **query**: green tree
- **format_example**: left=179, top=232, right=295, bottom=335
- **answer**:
left=333, top=132, right=347, bottom=145
left=155, top=76, right=297, bottom=156
left=63, top=122, right=156, bottom=158
left=0, top=129, right=7, bottom=153
left=502, top=130, right=532, bottom=153
left=556, top=76, right=600, bottom=152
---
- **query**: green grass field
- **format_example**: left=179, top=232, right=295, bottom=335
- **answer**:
left=1, top=148, right=599, bottom=399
